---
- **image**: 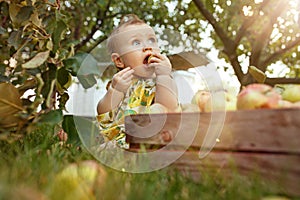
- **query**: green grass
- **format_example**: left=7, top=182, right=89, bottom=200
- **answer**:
left=0, top=123, right=298, bottom=200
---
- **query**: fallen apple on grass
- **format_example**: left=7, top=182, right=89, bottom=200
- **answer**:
left=49, top=160, right=107, bottom=200
left=236, top=83, right=281, bottom=110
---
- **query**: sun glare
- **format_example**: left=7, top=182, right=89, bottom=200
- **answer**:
left=254, top=0, right=263, bottom=4
left=242, top=6, right=254, bottom=17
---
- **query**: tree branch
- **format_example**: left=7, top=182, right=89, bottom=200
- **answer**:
left=74, top=0, right=113, bottom=51
left=260, top=37, right=300, bottom=68
left=234, top=0, right=270, bottom=45
left=193, top=0, right=245, bottom=83
left=192, top=0, right=233, bottom=50
left=265, top=77, right=300, bottom=86
left=86, top=35, right=108, bottom=53
left=250, top=1, right=288, bottom=69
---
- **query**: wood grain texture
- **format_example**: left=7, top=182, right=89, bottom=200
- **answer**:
left=125, top=108, right=300, bottom=153
left=125, top=108, right=300, bottom=196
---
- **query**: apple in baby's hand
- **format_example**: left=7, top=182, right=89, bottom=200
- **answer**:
left=237, top=83, right=281, bottom=110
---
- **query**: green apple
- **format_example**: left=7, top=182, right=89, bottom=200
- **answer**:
left=276, top=84, right=300, bottom=103
left=49, top=160, right=107, bottom=200
left=224, top=92, right=237, bottom=111
left=278, top=100, right=294, bottom=108
left=191, top=90, right=211, bottom=112
left=204, top=91, right=237, bottom=112
left=292, top=101, right=300, bottom=108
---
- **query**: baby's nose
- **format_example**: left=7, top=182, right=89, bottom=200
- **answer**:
left=143, top=47, right=152, bottom=52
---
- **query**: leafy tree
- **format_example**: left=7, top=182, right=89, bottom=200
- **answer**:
left=191, top=0, right=300, bottom=86
left=0, top=0, right=194, bottom=137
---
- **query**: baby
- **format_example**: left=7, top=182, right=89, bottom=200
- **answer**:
left=96, top=14, right=180, bottom=148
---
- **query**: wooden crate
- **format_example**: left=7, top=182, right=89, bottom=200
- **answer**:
left=125, top=108, right=300, bottom=196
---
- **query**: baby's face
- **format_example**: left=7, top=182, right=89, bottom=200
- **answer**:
left=112, top=24, right=160, bottom=78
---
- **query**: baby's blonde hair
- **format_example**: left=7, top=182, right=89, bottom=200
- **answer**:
left=107, top=14, right=146, bottom=54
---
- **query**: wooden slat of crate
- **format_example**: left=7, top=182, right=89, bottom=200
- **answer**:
left=125, top=108, right=300, bottom=153
left=125, top=108, right=300, bottom=196
left=175, top=150, right=300, bottom=196
left=128, top=147, right=300, bottom=195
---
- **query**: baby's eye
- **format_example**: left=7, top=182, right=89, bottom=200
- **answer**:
left=148, top=38, right=156, bottom=44
left=132, top=40, right=141, bottom=46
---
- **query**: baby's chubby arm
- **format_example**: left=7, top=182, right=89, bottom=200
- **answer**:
left=148, top=54, right=179, bottom=112
left=97, top=67, right=134, bottom=114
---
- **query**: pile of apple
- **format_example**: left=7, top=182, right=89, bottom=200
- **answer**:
left=191, top=83, right=300, bottom=112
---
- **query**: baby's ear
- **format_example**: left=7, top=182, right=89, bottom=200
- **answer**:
left=111, top=53, right=124, bottom=69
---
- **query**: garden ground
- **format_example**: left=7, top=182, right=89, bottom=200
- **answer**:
left=0, top=123, right=297, bottom=200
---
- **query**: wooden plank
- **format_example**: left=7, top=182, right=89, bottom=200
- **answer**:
left=128, top=147, right=300, bottom=196
left=126, top=108, right=300, bottom=197
left=175, top=151, right=300, bottom=196
left=125, top=108, right=300, bottom=153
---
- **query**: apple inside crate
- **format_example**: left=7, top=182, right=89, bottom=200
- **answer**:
left=125, top=108, right=300, bottom=197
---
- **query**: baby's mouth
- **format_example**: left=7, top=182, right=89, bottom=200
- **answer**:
left=143, top=54, right=153, bottom=64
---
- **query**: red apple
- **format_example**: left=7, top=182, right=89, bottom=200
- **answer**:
left=237, top=83, right=281, bottom=110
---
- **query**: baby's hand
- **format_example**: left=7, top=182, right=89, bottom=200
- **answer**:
left=148, top=53, right=172, bottom=76
left=111, top=67, right=134, bottom=93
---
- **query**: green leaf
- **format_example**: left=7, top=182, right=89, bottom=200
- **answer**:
left=56, top=67, right=72, bottom=94
left=58, top=92, right=69, bottom=110
left=96, top=0, right=107, bottom=8
left=65, top=52, right=100, bottom=76
left=16, top=6, right=34, bottom=23
left=0, top=26, right=6, bottom=34
left=62, top=115, right=82, bottom=146
left=64, top=52, right=100, bottom=89
left=38, top=109, right=63, bottom=124
left=0, top=83, right=23, bottom=128
left=63, top=57, right=79, bottom=76
left=8, top=30, right=22, bottom=49
left=205, top=0, right=214, bottom=13
left=22, top=51, right=50, bottom=69
left=248, top=66, right=266, bottom=83
left=41, top=64, right=56, bottom=109
left=9, top=3, right=21, bottom=27
left=77, top=74, right=97, bottom=89
left=30, top=10, right=42, bottom=27
left=78, top=53, right=100, bottom=76
left=62, top=115, right=100, bottom=147
left=56, top=67, right=71, bottom=88
left=52, top=20, right=67, bottom=53
left=43, top=14, right=56, bottom=35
